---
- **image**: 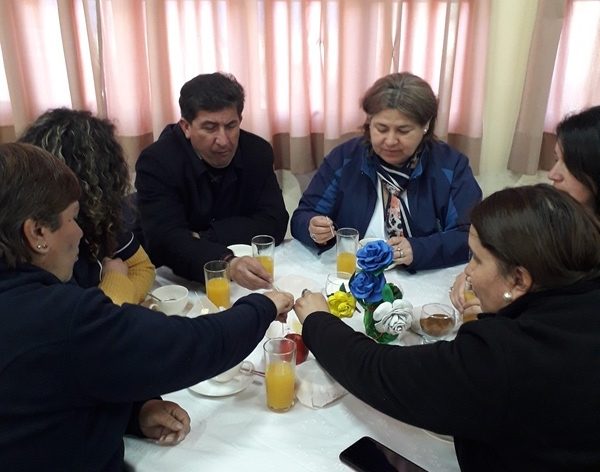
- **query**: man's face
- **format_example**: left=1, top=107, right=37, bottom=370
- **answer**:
left=179, top=106, right=241, bottom=168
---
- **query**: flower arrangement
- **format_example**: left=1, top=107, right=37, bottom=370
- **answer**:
left=326, top=289, right=356, bottom=318
left=348, top=240, right=413, bottom=343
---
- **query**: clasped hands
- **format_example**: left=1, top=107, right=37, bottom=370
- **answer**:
left=138, top=399, right=191, bottom=445
left=263, top=289, right=330, bottom=326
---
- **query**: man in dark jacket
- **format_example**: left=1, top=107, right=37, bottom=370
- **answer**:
left=136, top=73, right=288, bottom=289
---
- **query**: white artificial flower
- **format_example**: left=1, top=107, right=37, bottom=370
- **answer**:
left=372, top=299, right=413, bottom=335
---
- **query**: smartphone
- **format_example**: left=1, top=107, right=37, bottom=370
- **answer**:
left=339, top=436, right=427, bottom=472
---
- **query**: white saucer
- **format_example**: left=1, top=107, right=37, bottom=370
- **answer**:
left=227, top=244, right=252, bottom=257
left=188, top=373, right=253, bottom=397
left=423, top=429, right=454, bottom=443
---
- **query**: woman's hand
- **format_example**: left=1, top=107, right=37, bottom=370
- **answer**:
left=450, top=272, right=482, bottom=319
left=308, top=216, right=335, bottom=245
left=387, top=233, right=413, bottom=266
left=101, top=257, right=128, bottom=276
left=294, top=290, right=329, bottom=324
left=263, top=290, right=295, bottom=323
left=138, top=399, right=191, bottom=445
left=449, top=272, right=467, bottom=312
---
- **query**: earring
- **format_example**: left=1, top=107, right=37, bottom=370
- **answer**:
left=502, top=291, right=513, bottom=302
left=36, top=243, right=48, bottom=250
left=423, top=128, right=428, bottom=133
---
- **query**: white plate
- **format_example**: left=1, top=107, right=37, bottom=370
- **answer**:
left=188, top=373, right=253, bottom=397
left=423, top=429, right=454, bottom=443
left=187, top=296, right=219, bottom=317
left=227, top=244, right=252, bottom=257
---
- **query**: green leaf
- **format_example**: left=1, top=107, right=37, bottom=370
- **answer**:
left=382, top=283, right=394, bottom=303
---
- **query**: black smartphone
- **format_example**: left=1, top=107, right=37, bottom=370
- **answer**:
left=339, top=436, right=428, bottom=472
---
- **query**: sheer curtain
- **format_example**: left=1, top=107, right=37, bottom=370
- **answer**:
left=0, top=0, right=488, bottom=173
left=508, top=0, right=600, bottom=174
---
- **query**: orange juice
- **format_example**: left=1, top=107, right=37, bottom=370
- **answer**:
left=255, top=255, right=274, bottom=277
left=464, top=288, right=477, bottom=303
left=206, top=277, right=231, bottom=308
left=337, top=251, right=356, bottom=274
left=265, top=361, right=295, bottom=411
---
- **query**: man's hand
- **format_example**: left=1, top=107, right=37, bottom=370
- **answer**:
left=294, top=290, right=329, bottom=324
left=138, top=399, right=191, bottom=445
left=229, top=256, right=272, bottom=290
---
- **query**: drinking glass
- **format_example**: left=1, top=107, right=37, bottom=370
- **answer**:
left=324, top=272, right=352, bottom=296
left=419, top=303, right=457, bottom=343
left=462, top=279, right=478, bottom=323
left=263, top=337, right=296, bottom=412
left=204, top=260, right=231, bottom=309
left=336, top=227, right=358, bottom=274
left=251, top=234, right=275, bottom=277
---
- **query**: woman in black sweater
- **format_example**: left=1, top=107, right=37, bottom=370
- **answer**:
left=295, top=184, right=600, bottom=471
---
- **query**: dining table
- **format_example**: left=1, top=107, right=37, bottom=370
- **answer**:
left=124, top=238, right=464, bottom=472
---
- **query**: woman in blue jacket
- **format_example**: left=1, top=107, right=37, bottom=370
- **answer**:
left=291, top=72, right=481, bottom=271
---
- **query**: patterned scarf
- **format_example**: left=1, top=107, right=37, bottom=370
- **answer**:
left=374, top=150, right=421, bottom=238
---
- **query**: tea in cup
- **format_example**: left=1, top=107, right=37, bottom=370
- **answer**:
left=419, top=303, right=457, bottom=343
left=149, top=285, right=189, bottom=315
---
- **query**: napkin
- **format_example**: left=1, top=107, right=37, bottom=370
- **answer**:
left=295, top=359, right=347, bottom=408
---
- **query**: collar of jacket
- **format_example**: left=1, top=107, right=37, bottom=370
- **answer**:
left=359, top=138, right=432, bottom=186
left=479, top=277, right=600, bottom=321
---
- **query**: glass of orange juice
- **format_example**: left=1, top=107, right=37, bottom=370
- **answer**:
left=251, top=234, right=275, bottom=277
left=203, top=260, right=231, bottom=309
left=336, top=227, right=358, bottom=274
left=263, top=337, right=296, bottom=412
left=462, top=279, right=478, bottom=323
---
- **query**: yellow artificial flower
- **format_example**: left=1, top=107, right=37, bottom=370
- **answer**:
left=327, top=291, right=356, bottom=318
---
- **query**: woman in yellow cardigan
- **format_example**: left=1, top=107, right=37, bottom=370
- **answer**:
left=20, top=108, right=155, bottom=304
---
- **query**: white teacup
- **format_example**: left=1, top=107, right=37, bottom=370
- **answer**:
left=149, top=285, right=189, bottom=315
left=214, top=360, right=255, bottom=383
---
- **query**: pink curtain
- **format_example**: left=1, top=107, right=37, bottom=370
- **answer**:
left=0, top=0, right=489, bottom=172
left=508, top=0, right=600, bottom=174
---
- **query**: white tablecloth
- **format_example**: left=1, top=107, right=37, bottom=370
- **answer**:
left=124, top=239, right=463, bottom=471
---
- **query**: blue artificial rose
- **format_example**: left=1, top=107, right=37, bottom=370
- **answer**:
left=356, top=240, right=394, bottom=272
left=349, top=270, right=386, bottom=303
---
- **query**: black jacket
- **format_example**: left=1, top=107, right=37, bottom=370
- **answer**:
left=303, top=279, right=600, bottom=471
left=0, top=261, right=276, bottom=471
left=135, top=124, right=288, bottom=282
